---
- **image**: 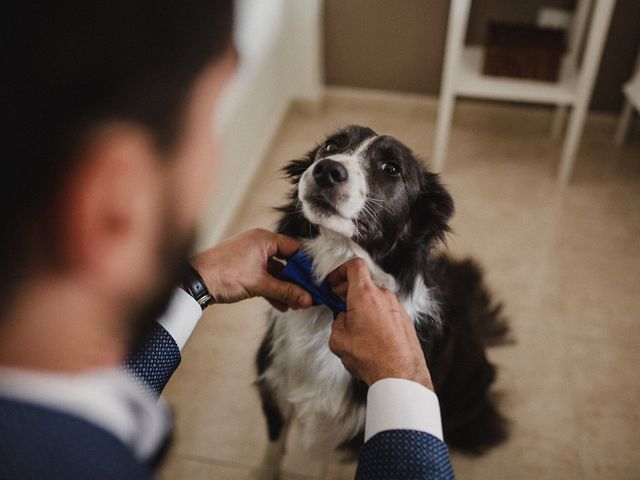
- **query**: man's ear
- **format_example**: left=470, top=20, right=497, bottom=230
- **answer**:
left=54, top=124, right=161, bottom=283
left=408, top=171, right=455, bottom=246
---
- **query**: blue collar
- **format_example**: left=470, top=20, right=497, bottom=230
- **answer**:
left=279, top=251, right=346, bottom=317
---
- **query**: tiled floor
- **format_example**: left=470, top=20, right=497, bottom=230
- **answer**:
left=159, top=91, right=640, bottom=479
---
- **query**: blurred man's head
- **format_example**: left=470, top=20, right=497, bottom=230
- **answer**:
left=2, top=1, right=236, bottom=357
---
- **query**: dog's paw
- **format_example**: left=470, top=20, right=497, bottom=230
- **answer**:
left=250, top=464, right=281, bottom=480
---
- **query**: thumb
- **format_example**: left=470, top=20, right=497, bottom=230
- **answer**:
left=344, top=258, right=373, bottom=302
left=257, top=274, right=312, bottom=309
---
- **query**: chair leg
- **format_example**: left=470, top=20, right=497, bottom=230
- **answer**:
left=433, top=92, right=456, bottom=172
left=614, top=100, right=633, bottom=146
left=558, top=101, right=589, bottom=184
left=557, top=0, right=616, bottom=183
left=432, top=0, right=471, bottom=172
left=550, top=105, right=568, bottom=139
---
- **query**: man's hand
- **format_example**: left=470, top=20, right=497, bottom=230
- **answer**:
left=191, top=229, right=312, bottom=311
left=327, top=258, right=433, bottom=389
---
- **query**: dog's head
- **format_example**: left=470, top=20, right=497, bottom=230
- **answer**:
left=279, top=125, right=454, bottom=263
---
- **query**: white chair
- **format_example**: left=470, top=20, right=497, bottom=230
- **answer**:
left=432, top=0, right=616, bottom=183
left=614, top=51, right=640, bottom=145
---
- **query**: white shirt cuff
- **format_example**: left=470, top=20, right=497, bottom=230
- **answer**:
left=157, top=288, right=203, bottom=351
left=365, top=378, right=444, bottom=442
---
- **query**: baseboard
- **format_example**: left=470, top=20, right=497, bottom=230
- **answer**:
left=195, top=97, right=293, bottom=251
left=324, top=85, right=440, bottom=108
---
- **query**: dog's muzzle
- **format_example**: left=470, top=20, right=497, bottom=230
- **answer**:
left=312, top=159, right=348, bottom=189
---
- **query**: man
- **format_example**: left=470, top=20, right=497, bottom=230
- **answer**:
left=0, top=2, right=454, bottom=479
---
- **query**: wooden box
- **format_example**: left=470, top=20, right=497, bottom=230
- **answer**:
left=482, top=22, right=566, bottom=82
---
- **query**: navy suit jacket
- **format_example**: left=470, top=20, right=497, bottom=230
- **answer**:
left=0, top=323, right=455, bottom=479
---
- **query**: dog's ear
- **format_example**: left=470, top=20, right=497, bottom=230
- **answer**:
left=274, top=145, right=320, bottom=239
left=408, top=171, right=454, bottom=246
left=281, top=144, right=320, bottom=184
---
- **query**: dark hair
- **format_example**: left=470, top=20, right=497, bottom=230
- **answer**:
left=2, top=1, right=234, bottom=301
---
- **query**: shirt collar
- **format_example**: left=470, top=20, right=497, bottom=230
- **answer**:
left=0, top=366, right=171, bottom=461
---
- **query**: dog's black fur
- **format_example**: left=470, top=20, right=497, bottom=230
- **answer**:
left=256, top=125, right=510, bottom=455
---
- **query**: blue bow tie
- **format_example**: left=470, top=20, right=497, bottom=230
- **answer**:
left=279, top=251, right=346, bottom=317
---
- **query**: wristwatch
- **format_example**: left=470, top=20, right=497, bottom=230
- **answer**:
left=181, top=263, right=215, bottom=310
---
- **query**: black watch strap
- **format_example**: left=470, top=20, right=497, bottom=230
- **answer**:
left=181, top=263, right=214, bottom=310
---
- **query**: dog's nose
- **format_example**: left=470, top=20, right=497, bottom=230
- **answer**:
left=312, top=159, right=348, bottom=188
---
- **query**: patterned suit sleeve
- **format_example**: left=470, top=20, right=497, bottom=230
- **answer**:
left=355, top=430, right=455, bottom=480
left=124, top=289, right=202, bottom=397
left=124, top=323, right=182, bottom=397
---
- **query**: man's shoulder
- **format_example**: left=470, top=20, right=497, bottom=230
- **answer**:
left=0, top=396, right=152, bottom=480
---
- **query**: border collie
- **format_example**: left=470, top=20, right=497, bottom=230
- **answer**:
left=253, top=125, right=509, bottom=479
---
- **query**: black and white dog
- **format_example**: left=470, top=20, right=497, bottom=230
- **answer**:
left=254, top=125, right=509, bottom=479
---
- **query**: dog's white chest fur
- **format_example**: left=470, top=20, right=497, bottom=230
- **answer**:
left=304, top=228, right=396, bottom=289
left=262, top=306, right=364, bottom=448
left=260, top=230, right=438, bottom=448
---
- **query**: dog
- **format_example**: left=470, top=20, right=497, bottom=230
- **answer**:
left=253, top=125, right=509, bottom=479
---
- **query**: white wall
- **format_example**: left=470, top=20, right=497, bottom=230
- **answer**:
left=196, top=0, right=323, bottom=251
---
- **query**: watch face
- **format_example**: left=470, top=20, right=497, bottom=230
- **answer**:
left=183, top=263, right=212, bottom=308
left=197, top=293, right=212, bottom=309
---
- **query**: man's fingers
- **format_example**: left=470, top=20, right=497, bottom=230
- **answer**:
left=267, top=299, right=289, bottom=312
left=259, top=275, right=312, bottom=309
left=327, top=257, right=372, bottom=287
left=345, top=258, right=373, bottom=293
left=326, top=262, right=348, bottom=286
left=382, top=287, right=399, bottom=305
left=334, top=311, right=347, bottom=326
left=329, top=313, right=347, bottom=355
left=332, top=282, right=348, bottom=298
left=329, top=316, right=360, bottom=379
left=267, top=257, right=285, bottom=277
left=271, top=233, right=303, bottom=259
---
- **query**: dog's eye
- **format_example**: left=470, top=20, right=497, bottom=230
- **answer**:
left=324, top=141, right=339, bottom=154
left=382, top=162, right=401, bottom=175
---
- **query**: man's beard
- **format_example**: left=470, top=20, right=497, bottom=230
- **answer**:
left=126, top=212, right=196, bottom=353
